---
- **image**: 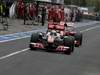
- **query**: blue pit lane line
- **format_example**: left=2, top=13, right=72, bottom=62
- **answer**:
left=0, top=29, right=46, bottom=43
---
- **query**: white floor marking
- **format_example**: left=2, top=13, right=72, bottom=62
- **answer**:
left=0, top=25, right=100, bottom=60
left=80, top=25, right=100, bottom=32
left=0, top=48, right=29, bottom=60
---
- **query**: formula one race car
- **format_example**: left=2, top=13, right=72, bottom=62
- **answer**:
left=64, top=22, right=83, bottom=47
left=30, top=21, right=75, bottom=54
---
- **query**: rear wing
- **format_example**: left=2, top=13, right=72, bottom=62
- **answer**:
left=48, top=22, right=65, bottom=31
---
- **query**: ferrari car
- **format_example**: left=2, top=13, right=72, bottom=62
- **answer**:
left=29, top=21, right=75, bottom=54
left=64, top=22, right=83, bottom=47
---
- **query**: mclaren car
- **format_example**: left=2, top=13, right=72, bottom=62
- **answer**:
left=29, top=21, right=75, bottom=54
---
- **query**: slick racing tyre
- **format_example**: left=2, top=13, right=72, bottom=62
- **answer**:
left=74, top=32, right=83, bottom=47
left=30, top=33, right=39, bottom=50
left=30, top=33, right=39, bottom=42
left=63, top=36, right=75, bottom=55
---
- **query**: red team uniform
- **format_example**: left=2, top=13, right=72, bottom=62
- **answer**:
left=17, top=0, right=24, bottom=18
left=48, top=6, right=64, bottom=22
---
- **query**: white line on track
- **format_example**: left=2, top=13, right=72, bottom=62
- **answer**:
left=80, top=25, right=100, bottom=32
left=0, top=25, right=100, bottom=60
left=0, top=48, right=29, bottom=60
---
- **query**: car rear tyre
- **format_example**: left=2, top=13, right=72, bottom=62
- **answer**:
left=74, top=32, right=83, bottom=47
left=30, top=33, right=40, bottom=42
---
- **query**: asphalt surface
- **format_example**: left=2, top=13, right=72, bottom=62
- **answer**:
left=0, top=21, right=100, bottom=75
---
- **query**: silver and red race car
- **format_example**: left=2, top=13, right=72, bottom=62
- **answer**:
left=29, top=21, right=83, bottom=54
left=30, top=22, right=76, bottom=55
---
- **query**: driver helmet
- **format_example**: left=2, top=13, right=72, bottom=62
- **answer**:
left=50, top=30, right=57, bottom=36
